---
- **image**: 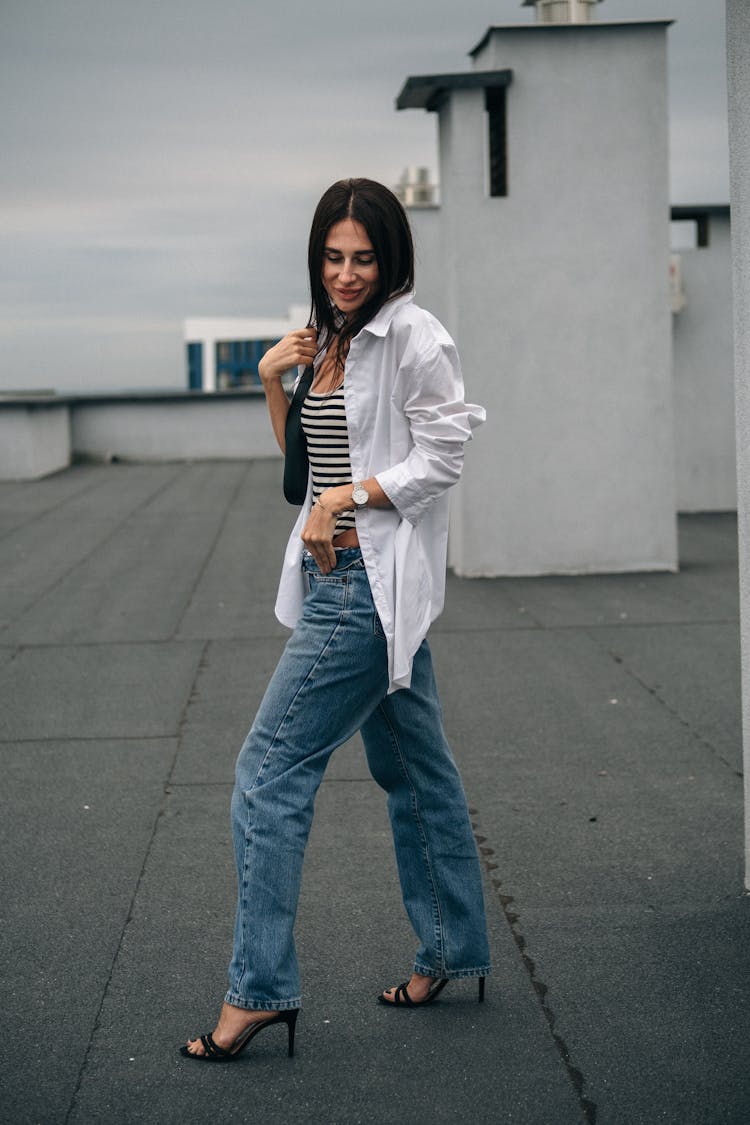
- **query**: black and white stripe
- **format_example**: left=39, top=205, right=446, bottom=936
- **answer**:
left=301, top=387, right=356, bottom=535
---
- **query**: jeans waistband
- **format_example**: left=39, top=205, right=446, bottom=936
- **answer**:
left=302, top=547, right=364, bottom=574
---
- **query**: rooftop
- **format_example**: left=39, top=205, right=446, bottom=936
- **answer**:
left=1, top=459, right=747, bottom=1123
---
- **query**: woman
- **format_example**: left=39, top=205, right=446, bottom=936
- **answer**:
left=181, top=178, right=490, bottom=1062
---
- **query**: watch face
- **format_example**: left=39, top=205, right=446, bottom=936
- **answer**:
left=352, top=485, right=369, bottom=507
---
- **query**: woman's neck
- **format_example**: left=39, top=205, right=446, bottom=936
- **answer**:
left=313, top=335, right=349, bottom=394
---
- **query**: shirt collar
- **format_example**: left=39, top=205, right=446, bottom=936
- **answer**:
left=360, top=290, right=414, bottom=337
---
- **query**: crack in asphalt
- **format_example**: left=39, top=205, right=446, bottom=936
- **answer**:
left=469, top=807, right=598, bottom=1125
left=63, top=639, right=211, bottom=1124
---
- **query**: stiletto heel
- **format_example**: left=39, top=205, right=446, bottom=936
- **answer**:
left=286, top=1007, right=297, bottom=1057
left=478, top=977, right=485, bottom=1003
left=180, top=1008, right=299, bottom=1062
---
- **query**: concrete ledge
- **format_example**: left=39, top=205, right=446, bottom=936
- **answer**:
left=70, top=389, right=280, bottom=463
left=0, top=390, right=281, bottom=479
left=0, top=399, right=71, bottom=480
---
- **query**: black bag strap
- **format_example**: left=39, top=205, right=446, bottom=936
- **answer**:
left=283, top=365, right=315, bottom=504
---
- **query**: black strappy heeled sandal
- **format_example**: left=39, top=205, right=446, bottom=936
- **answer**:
left=377, top=976, right=486, bottom=1007
left=179, top=1008, right=299, bottom=1062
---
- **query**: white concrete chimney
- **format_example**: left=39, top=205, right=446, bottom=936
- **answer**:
left=522, top=0, right=603, bottom=22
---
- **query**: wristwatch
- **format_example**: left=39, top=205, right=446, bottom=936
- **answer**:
left=351, top=481, right=370, bottom=509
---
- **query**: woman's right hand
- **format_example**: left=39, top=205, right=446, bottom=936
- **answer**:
left=258, top=328, right=318, bottom=384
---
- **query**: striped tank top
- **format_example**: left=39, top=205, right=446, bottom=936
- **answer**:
left=300, top=385, right=356, bottom=537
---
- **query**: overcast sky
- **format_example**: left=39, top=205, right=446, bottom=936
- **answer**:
left=0, top=0, right=730, bottom=392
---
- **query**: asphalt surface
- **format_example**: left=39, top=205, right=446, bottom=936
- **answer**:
left=1, top=459, right=747, bottom=1125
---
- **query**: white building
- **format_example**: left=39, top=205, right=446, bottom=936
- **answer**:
left=184, top=306, right=309, bottom=392
left=726, top=0, right=750, bottom=885
left=411, top=183, right=735, bottom=516
left=398, top=4, right=678, bottom=576
left=670, top=205, right=735, bottom=512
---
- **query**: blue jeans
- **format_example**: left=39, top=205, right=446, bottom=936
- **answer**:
left=225, top=549, right=491, bottom=1011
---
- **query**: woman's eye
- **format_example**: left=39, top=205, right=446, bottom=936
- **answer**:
left=324, top=252, right=375, bottom=265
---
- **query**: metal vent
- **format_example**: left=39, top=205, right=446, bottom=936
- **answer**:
left=522, top=0, right=603, bottom=23
left=395, top=166, right=438, bottom=207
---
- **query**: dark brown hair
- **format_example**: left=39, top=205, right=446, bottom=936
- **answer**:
left=308, top=178, right=414, bottom=364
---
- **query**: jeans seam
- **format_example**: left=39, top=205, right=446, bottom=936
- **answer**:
left=377, top=702, right=446, bottom=974
left=411, top=966, right=491, bottom=980
left=249, top=589, right=349, bottom=793
left=223, top=992, right=302, bottom=1012
left=233, top=593, right=349, bottom=997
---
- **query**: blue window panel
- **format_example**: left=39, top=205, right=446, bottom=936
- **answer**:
left=187, top=342, right=203, bottom=390
left=214, top=338, right=283, bottom=387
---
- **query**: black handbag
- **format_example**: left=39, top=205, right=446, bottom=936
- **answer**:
left=283, top=365, right=314, bottom=504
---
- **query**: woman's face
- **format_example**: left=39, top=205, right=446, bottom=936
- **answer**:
left=321, top=218, right=380, bottom=315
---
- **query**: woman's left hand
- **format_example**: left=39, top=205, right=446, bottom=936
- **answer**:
left=300, top=494, right=341, bottom=574
left=300, top=480, right=390, bottom=573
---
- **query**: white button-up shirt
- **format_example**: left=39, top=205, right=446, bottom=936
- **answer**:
left=275, top=292, right=485, bottom=692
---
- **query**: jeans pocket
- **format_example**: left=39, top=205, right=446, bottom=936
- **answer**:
left=307, top=573, right=349, bottom=616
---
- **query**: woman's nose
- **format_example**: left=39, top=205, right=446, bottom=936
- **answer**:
left=339, top=259, right=357, bottom=281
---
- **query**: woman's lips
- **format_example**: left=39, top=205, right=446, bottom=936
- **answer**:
left=336, top=289, right=362, bottom=301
